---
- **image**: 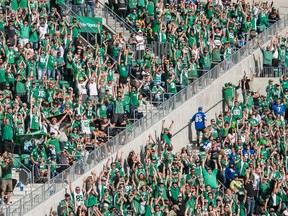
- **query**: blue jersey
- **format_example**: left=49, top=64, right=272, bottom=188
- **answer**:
left=191, top=112, right=206, bottom=130
left=272, top=104, right=285, bottom=116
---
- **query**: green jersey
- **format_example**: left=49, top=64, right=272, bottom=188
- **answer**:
left=30, top=113, right=39, bottom=130
left=47, top=138, right=61, bottom=154
left=1, top=163, right=12, bottom=180
left=261, top=48, right=273, bottom=65
left=130, top=90, right=139, bottom=106
left=2, top=124, right=13, bottom=141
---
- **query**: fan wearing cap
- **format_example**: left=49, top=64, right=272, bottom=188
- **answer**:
left=28, top=98, right=41, bottom=132
left=129, top=81, right=144, bottom=117
left=168, top=205, right=180, bottom=216
left=280, top=74, right=288, bottom=92
left=15, top=117, right=25, bottom=135
left=1, top=155, right=13, bottom=204
left=258, top=39, right=275, bottom=75
left=201, top=154, right=218, bottom=189
left=76, top=71, right=89, bottom=103
left=200, top=47, right=211, bottom=71
left=46, top=132, right=61, bottom=155
left=135, top=29, right=145, bottom=58
left=29, top=143, right=46, bottom=183
left=15, top=73, right=27, bottom=99
left=3, top=82, right=13, bottom=99
left=5, top=42, right=16, bottom=64
left=223, top=81, right=240, bottom=110
left=191, top=107, right=207, bottom=147
left=117, top=52, right=129, bottom=85
left=166, top=72, right=178, bottom=98
left=113, top=88, right=126, bottom=124
left=70, top=17, right=81, bottom=45
left=161, top=119, right=174, bottom=146
left=271, top=98, right=285, bottom=117
left=126, top=9, right=138, bottom=27
left=69, top=179, right=86, bottom=212
left=59, top=193, right=74, bottom=215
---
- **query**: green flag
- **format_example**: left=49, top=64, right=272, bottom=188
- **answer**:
left=76, top=16, right=102, bottom=33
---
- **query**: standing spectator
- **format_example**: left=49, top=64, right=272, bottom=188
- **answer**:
left=117, top=0, right=127, bottom=19
left=201, top=154, right=218, bottom=190
left=30, top=143, right=45, bottom=183
left=1, top=156, right=13, bottom=204
left=59, top=193, right=74, bottom=216
left=191, top=107, right=207, bottom=146
left=258, top=39, right=274, bottom=76
left=86, top=0, right=95, bottom=17
left=2, top=118, right=14, bottom=153
left=135, top=30, right=145, bottom=60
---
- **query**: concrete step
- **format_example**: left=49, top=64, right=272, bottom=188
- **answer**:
left=4, top=169, right=45, bottom=209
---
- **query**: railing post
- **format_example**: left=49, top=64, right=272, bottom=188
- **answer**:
left=31, top=190, right=33, bottom=209
left=115, top=135, right=119, bottom=150
left=48, top=165, right=51, bottom=186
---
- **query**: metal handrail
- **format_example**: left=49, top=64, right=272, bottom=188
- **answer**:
left=5, top=11, right=288, bottom=216
left=255, top=66, right=286, bottom=77
left=98, top=1, right=137, bottom=35
left=17, top=161, right=33, bottom=192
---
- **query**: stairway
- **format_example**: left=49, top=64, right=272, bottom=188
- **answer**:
left=98, top=2, right=135, bottom=39
left=2, top=169, right=44, bottom=215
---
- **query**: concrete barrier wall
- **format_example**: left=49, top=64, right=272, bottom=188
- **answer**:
left=251, top=78, right=281, bottom=95
left=25, top=46, right=272, bottom=215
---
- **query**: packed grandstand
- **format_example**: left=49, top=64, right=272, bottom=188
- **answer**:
left=0, top=0, right=286, bottom=215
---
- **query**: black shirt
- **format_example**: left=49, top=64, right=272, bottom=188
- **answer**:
left=244, top=181, right=257, bottom=198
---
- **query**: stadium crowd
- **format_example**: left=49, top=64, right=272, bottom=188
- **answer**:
left=50, top=71, right=288, bottom=215
left=0, top=0, right=284, bottom=213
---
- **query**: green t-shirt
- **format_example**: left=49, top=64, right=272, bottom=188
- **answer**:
left=146, top=2, right=154, bottom=16
left=47, top=55, right=56, bottom=69
left=38, top=55, right=48, bottom=69
left=30, top=113, right=39, bottom=130
left=0, top=68, right=6, bottom=82
left=130, top=90, right=139, bottom=106
left=202, top=168, right=218, bottom=189
left=16, top=80, right=26, bottom=94
left=118, top=65, right=128, bottom=78
left=47, top=138, right=61, bottom=154
left=2, top=124, right=13, bottom=141
left=19, top=25, right=30, bottom=39
left=261, top=48, right=273, bottom=65
left=30, top=147, right=45, bottom=162
left=1, top=163, right=12, bottom=180
left=71, top=23, right=80, bottom=38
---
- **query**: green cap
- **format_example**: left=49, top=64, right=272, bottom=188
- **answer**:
left=268, top=79, right=273, bottom=82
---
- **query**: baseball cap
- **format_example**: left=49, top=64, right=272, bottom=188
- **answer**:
left=198, top=107, right=203, bottom=111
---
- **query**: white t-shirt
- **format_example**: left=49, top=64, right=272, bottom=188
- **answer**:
left=49, top=123, right=60, bottom=135
left=39, top=24, right=48, bottom=39
left=88, top=81, right=98, bottom=96
left=136, top=35, right=145, bottom=50
left=77, top=80, right=88, bottom=95
left=81, top=119, right=91, bottom=134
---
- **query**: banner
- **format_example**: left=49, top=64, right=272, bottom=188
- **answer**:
left=77, top=16, right=102, bottom=33
left=15, top=130, right=48, bottom=144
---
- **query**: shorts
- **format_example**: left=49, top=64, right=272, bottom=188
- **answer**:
left=119, top=77, right=128, bottom=85
left=2, top=179, right=13, bottom=192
